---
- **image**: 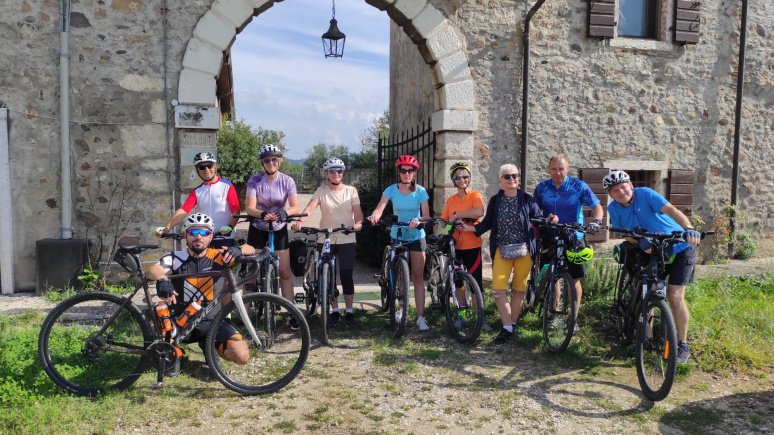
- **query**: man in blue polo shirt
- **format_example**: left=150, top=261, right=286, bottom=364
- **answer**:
left=533, top=154, right=604, bottom=328
left=603, top=170, right=702, bottom=364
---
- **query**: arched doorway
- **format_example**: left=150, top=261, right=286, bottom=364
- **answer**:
left=175, top=0, right=478, bottom=207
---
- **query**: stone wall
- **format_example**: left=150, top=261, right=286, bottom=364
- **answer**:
left=392, top=0, right=774, bottom=234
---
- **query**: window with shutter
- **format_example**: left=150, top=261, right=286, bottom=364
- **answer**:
left=587, top=0, right=701, bottom=44
left=579, top=168, right=610, bottom=243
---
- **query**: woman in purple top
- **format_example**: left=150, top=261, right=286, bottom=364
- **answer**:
left=245, top=144, right=299, bottom=308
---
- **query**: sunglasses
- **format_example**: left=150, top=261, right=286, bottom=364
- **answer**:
left=187, top=228, right=212, bottom=237
left=453, top=175, right=470, bottom=181
left=398, top=168, right=415, bottom=175
left=196, top=163, right=214, bottom=171
left=262, top=157, right=279, bottom=165
left=501, top=174, right=519, bottom=181
left=327, top=168, right=344, bottom=174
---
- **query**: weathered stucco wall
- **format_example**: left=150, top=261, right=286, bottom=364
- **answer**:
left=392, top=0, right=773, bottom=233
left=389, top=21, right=435, bottom=133
left=0, top=0, right=213, bottom=289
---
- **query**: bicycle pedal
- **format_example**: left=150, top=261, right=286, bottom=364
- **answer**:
left=294, top=293, right=306, bottom=303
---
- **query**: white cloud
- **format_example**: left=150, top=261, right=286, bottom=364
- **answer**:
left=231, top=0, right=389, bottom=159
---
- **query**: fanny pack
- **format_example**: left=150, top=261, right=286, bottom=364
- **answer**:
left=499, top=242, right=528, bottom=260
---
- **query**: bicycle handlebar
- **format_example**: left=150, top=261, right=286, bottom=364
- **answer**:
left=610, top=227, right=715, bottom=241
left=531, top=218, right=588, bottom=233
left=232, top=213, right=308, bottom=224
left=298, top=225, right=355, bottom=236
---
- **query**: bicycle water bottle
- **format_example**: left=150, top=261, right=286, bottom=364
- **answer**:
left=536, top=263, right=549, bottom=284
left=175, top=300, right=202, bottom=328
left=155, top=302, right=177, bottom=340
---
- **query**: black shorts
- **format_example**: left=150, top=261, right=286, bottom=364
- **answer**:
left=210, top=236, right=235, bottom=249
left=540, top=235, right=585, bottom=280
left=316, top=242, right=356, bottom=270
left=394, top=238, right=426, bottom=252
left=455, top=247, right=483, bottom=291
left=663, top=246, right=696, bottom=286
left=182, top=317, right=240, bottom=351
left=248, top=225, right=289, bottom=251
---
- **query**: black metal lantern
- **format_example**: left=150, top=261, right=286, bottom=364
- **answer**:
left=321, top=0, right=345, bottom=58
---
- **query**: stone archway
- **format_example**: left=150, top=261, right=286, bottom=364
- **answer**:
left=175, top=0, right=478, bottom=206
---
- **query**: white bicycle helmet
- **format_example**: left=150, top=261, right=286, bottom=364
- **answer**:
left=322, top=157, right=346, bottom=171
left=182, top=213, right=214, bottom=231
left=602, top=170, right=631, bottom=191
left=193, top=152, right=216, bottom=165
left=259, top=144, right=283, bottom=159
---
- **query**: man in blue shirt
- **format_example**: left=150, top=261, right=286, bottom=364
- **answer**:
left=603, top=170, right=702, bottom=363
left=533, top=154, right=603, bottom=328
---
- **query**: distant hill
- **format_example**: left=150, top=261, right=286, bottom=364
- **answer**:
left=285, top=158, right=304, bottom=165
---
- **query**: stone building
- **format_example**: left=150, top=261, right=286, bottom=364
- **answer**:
left=0, top=0, right=771, bottom=292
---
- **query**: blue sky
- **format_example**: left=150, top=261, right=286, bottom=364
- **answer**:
left=231, top=0, right=390, bottom=160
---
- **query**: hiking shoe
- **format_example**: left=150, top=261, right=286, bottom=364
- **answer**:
left=550, top=315, right=566, bottom=330
left=329, top=311, right=340, bottom=327
left=677, top=342, right=691, bottom=364
left=416, top=317, right=430, bottom=331
left=481, top=321, right=493, bottom=333
left=165, top=357, right=181, bottom=377
left=573, top=320, right=580, bottom=333
left=493, top=328, right=513, bottom=344
left=453, top=315, right=467, bottom=331
left=288, top=317, right=300, bottom=331
left=344, top=312, right=356, bottom=327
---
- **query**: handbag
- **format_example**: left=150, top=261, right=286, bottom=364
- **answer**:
left=499, top=242, right=528, bottom=260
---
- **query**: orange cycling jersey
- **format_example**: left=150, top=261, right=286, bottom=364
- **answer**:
left=157, top=248, right=230, bottom=306
left=441, top=191, right=485, bottom=250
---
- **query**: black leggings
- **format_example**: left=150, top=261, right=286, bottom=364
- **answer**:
left=456, top=247, right=483, bottom=291
left=317, top=243, right=356, bottom=296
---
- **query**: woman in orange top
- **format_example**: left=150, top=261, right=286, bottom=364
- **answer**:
left=441, top=162, right=491, bottom=331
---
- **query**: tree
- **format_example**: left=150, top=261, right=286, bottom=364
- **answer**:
left=359, top=108, right=390, bottom=152
left=303, top=143, right=351, bottom=173
left=216, top=117, right=287, bottom=183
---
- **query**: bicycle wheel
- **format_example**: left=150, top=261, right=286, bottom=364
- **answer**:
left=303, top=249, right=319, bottom=317
left=261, top=262, right=279, bottom=345
left=207, top=292, right=311, bottom=395
left=542, top=270, right=577, bottom=353
left=636, top=297, right=678, bottom=401
left=444, top=272, right=484, bottom=344
left=38, top=291, right=152, bottom=397
left=615, top=268, right=637, bottom=345
left=390, top=256, right=410, bottom=338
left=378, top=245, right=391, bottom=312
left=425, top=254, right=443, bottom=312
left=319, top=262, right=331, bottom=344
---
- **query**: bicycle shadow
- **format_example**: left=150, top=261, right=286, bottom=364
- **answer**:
left=658, top=390, right=774, bottom=433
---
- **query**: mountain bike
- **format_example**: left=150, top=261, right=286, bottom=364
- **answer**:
left=424, top=217, right=484, bottom=344
left=521, top=218, right=587, bottom=353
left=373, top=216, right=414, bottom=338
left=294, top=225, right=355, bottom=344
left=610, top=226, right=713, bottom=401
left=38, top=234, right=311, bottom=397
left=235, top=213, right=306, bottom=336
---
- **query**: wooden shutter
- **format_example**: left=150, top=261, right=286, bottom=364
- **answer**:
left=674, top=0, right=701, bottom=44
left=667, top=169, right=694, bottom=216
left=579, top=168, right=609, bottom=243
left=588, top=0, right=616, bottom=39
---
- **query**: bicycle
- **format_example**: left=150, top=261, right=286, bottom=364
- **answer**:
left=294, top=225, right=355, bottom=344
left=235, top=213, right=307, bottom=336
left=521, top=218, right=588, bottom=353
left=38, top=233, right=311, bottom=397
left=373, top=216, right=414, bottom=338
left=424, top=217, right=484, bottom=344
left=610, top=226, right=712, bottom=401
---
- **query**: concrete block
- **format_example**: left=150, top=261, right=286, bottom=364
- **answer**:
left=394, top=0, right=427, bottom=21
left=432, top=110, right=478, bottom=132
left=245, top=0, right=272, bottom=10
left=434, top=131, right=475, bottom=159
left=425, top=22, right=461, bottom=62
left=182, top=37, right=224, bottom=77
left=118, top=74, right=163, bottom=93
left=365, top=0, right=396, bottom=11
left=120, top=125, right=165, bottom=157
left=177, top=69, right=217, bottom=106
left=174, top=104, right=221, bottom=129
left=438, top=81, right=476, bottom=111
left=211, top=0, right=254, bottom=28
left=413, top=4, right=445, bottom=39
left=434, top=50, right=470, bottom=84
left=192, top=11, right=236, bottom=52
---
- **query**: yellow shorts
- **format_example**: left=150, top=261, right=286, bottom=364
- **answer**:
left=491, top=248, right=533, bottom=292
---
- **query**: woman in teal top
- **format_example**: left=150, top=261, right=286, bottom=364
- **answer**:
left=367, top=155, right=432, bottom=331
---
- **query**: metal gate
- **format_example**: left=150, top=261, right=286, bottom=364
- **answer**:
left=377, top=118, right=436, bottom=211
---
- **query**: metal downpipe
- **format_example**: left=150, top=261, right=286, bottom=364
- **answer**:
left=60, top=0, right=73, bottom=239
left=521, top=0, right=547, bottom=187
left=0, top=108, right=14, bottom=294
left=729, top=0, right=748, bottom=258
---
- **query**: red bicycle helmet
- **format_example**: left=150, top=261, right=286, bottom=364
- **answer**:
left=395, top=154, right=419, bottom=170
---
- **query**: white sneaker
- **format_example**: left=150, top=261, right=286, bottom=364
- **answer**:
left=416, top=317, right=430, bottom=331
